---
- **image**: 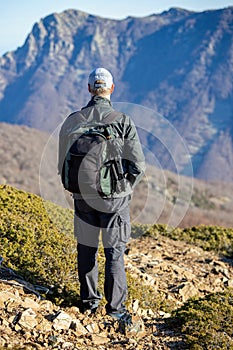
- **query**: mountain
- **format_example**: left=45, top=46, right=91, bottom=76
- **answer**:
left=0, top=7, right=232, bottom=182
left=1, top=122, right=233, bottom=228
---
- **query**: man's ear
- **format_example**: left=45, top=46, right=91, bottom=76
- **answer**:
left=110, top=83, right=115, bottom=94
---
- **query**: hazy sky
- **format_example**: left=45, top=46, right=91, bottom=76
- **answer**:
left=0, top=0, right=232, bottom=56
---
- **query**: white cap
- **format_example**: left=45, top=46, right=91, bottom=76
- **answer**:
left=88, top=67, right=113, bottom=89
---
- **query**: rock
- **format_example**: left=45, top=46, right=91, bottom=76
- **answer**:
left=14, top=324, right=21, bottom=331
left=70, top=319, right=88, bottom=335
left=0, top=336, right=6, bottom=347
left=184, top=247, right=202, bottom=256
left=132, top=299, right=140, bottom=313
left=212, top=260, right=227, bottom=268
left=147, top=308, right=155, bottom=317
left=125, top=315, right=146, bottom=338
left=22, top=342, right=43, bottom=350
left=18, top=308, right=38, bottom=329
left=23, top=297, right=40, bottom=310
left=158, top=311, right=171, bottom=318
left=36, top=316, right=52, bottom=333
left=1, top=230, right=233, bottom=349
left=212, top=265, right=230, bottom=278
left=90, top=332, right=110, bottom=345
left=0, top=291, right=19, bottom=304
left=6, top=299, right=20, bottom=312
left=39, top=300, right=55, bottom=312
left=178, top=282, right=199, bottom=302
left=225, top=279, right=233, bottom=288
left=68, top=306, right=81, bottom=316
left=52, top=311, right=73, bottom=330
left=85, top=322, right=100, bottom=333
left=61, top=341, right=74, bottom=349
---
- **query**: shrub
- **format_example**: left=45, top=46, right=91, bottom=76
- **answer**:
left=0, top=184, right=78, bottom=303
left=0, top=185, right=163, bottom=310
left=170, top=290, right=233, bottom=349
left=131, top=223, right=233, bottom=258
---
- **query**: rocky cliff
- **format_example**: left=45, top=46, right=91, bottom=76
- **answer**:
left=0, top=7, right=232, bottom=182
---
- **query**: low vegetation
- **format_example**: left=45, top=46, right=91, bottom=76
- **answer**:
left=132, top=223, right=233, bottom=258
left=0, top=185, right=164, bottom=310
left=1, top=184, right=233, bottom=348
left=170, top=290, right=233, bottom=349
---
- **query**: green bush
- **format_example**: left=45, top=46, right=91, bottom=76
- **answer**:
left=132, top=223, right=233, bottom=258
left=170, top=290, right=233, bottom=349
left=0, top=185, right=164, bottom=311
left=0, top=185, right=78, bottom=304
left=1, top=183, right=232, bottom=335
left=191, top=188, right=216, bottom=209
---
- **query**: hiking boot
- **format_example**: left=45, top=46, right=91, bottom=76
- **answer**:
left=107, top=311, right=132, bottom=332
left=107, top=310, right=131, bottom=321
left=81, top=302, right=98, bottom=314
left=108, top=311, right=145, bottom=335
left=108, top=311, right=132, bottom=323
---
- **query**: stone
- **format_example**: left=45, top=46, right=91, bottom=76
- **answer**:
left=70, top=319, right=88, bottom=335
left=39, top=300, right=55, bottom=312
left=1, top=319, right=9, bottom=327
left=85, top=322, right=99, bottom=333
left=52, top=311, right=73, bottom=331
left=183, top=270, right=196, bottom=280
left=90, top=333, right=110, bottom=345
left=147, top=308, right=155, bottom=317
left=178, top=282, right=199, bottom=302
left=0, top=291, right=18, bottom=304
left=22, top=297, right=40, bottom=310
left=36, top=316, right=52, bottom=333
left=132, top=299, right=140, bottom=313
left=24, top=343, right=44, bottom=350
left=61, top=341, right=74, bottom=349
left=6, top=299, right=20, bottom=312
left=158, top=311, right=171, bottom=318
left=18, top=308, right=38, bottom=329
left=125, top=316, right=146, bottom=338
left=0, top=337, right=6, bottom=347
left=184, top=247, right=201, bottom=256
left=14, top=324, right=21, bottom=331
left=225, top=279, right=233, bottom=288
left=68, top=306, right=81, bottom=317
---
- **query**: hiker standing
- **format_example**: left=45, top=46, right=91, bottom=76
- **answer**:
left=58, top=67, right=146, bottom=324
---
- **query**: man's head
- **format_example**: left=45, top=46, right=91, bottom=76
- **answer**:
left=88, top=67, right=114, bottom=97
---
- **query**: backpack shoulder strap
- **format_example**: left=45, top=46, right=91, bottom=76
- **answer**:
left=70, top=109, right=121, bottom=130
left=103, top=110, right=122, bottom=125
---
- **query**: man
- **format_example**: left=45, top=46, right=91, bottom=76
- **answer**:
left=58, top=67, right=146, bottom=324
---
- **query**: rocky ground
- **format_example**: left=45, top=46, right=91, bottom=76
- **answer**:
left=0, top=235, right=233, bottom=350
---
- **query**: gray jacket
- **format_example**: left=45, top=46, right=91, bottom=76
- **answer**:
left=58, top=96, right=146, bottom=198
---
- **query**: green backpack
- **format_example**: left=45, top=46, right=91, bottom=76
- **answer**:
left=61, top=111, right=127, bottom=197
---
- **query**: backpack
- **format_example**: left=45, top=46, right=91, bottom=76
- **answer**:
left=61, top=111, right=127, bottom=197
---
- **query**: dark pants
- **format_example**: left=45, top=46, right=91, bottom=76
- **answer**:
left=74, top=196, right=131, bottom=314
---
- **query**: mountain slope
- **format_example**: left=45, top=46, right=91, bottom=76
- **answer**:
left=0, top=185, right=233, bottom=349
left=0, top=7, right=232, bottom=182
left=1, top=122, right=233, bottom=228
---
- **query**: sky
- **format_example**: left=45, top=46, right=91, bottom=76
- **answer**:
left=0, top=0, right=232, bottom=56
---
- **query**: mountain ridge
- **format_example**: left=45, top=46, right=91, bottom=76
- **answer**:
left=0, top=7, right=232, bottom=182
